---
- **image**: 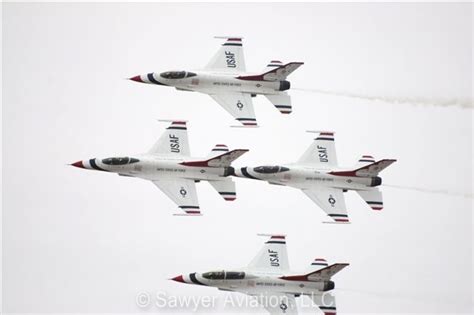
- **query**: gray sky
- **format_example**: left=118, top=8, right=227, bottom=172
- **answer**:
left=3, top=2, right=472, bottom=314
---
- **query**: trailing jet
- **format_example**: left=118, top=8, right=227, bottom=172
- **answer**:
left=233, top=131, right=396, bottom=223
left=70, top=120, right=247, bottom=215
left=171, top=234, right=348, bottom=314
left=129, top=36, right=304, bottom=127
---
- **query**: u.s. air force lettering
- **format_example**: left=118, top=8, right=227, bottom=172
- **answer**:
left=317, top=145, right=328, bottom=162
left=169, top=134, right=180, bottom=153
left=268, top=249, right=280, bottom=267
left=225, top=51, right=236, bottom=68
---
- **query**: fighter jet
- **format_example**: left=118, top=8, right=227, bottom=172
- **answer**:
left=70, top=120, right=248, bottom=215
left=171, top=234, right=348, bottom=314
left=129, top=36, right=304, bottom=127
left=233, top=131, right=396, bottom=223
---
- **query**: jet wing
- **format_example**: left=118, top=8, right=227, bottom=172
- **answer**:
left=152, top=179, right=200, bottom=215
left=205, top=37, right=245, bottom=72
left=247, top=235, right=289, bottom=273
left=297, top=131, right=337, bottom=168
left=209, top=93, right=257, bottom=127
left=255, top=293, right=297, bottom=315
left=302, top=188, right=349, bottom=223
left=148, top=121, right=190, bottom=156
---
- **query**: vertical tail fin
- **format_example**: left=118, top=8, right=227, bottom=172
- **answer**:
left=330, top=159, right=397, bottom=177
left=180, top=149, right=249, bottom=168
left=354, top=159, right=397, bottom=177
left=281, top=263, right=349, bottom=281
left=237, top=62, right=304, bottom=81
left=264, top=62, right=304, bottom=81
left=207, top=144, right=229, bottom=158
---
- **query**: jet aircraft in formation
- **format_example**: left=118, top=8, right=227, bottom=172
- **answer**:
left=71, top=120, right=247, bottom=215
left=172, top=234, right=348, bottom=314
left=70, top=35, right=400, bottom=313
left=234, top=131, right=396, bottom=223
left=129, top=36, right=303, bottom=127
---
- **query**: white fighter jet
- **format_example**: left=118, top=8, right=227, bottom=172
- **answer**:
left=171, top=234, right=348, bottom=314
left=70, top=120, right=248, bottom=215
left=233, top=131, right=396, bottom=223
left=129, top=36, right=303, bottom=127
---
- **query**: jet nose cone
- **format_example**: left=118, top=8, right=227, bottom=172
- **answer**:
left=70, top=160, right=85, bottom=168
left=129, top=75, right=143, bottom=83
left=170, top=275, right=185, bottom=283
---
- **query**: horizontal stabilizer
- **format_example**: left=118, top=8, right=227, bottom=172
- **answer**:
left=311, top=258, right=328, bottom=268
left=355, top=155, right=376, bottom=168
left=357, top=189, right=383, bottom=211
left=180, top=149, right=249, bottom=168
left=208, top=179, right=237, bottom=201
left=265, top=93, right=292, bottom=114
left=281, top=263, right=349, bottom=282
left=305, top=258, right=328, bottom=273
left=262, top=60, right=283, bottom=73
left=207, top=144, right=229, bottom=158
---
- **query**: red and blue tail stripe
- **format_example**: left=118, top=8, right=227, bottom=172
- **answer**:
left=167, top=121, right=187, bottom=130
left=316, top=132, right=334, bottom=141
left=223, top=38, right=242, bottom=47
left=266, top=235, right=286, bottom=244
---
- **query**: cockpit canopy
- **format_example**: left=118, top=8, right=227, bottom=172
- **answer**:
left=160, top=71, right=196, bottom=79
left=202, top=271, right=245, bottom=280
left=102, top=157, right=140, bottom=165
left=253, top=165, right=290, bottom=174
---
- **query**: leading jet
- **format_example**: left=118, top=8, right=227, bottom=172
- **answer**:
left=129, top=36, right=304, bottom=127
left=171, top=234, right=348, bottom=314
left=233, top=131, right=396, bottom=223
left=70, top=121, right=248, bottom=215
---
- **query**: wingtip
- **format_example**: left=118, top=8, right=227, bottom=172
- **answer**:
left=306, top=130, right=335, bottom=134
left=257, top=233, right=287, bottom=238
left=158, top=119, right=188, bottom=123
left=230, top=125, right=259, bottom=128
left=214, top=35, right=244, bottom=40
left=322, top=221, right=351, bottom=224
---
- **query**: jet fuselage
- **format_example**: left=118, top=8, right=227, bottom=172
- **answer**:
left=130, top=70, right=289, bottom=96
left=72, top=155, right=230, bottom=181
left=235, top=164, right=381, bottom=191
left=173, top=270, right=333, bottom=296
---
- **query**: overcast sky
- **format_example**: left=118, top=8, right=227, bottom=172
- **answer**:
left=3, top=2, right=472, bottom=314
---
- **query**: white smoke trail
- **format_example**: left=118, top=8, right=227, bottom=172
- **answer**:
left=383, top=184, right=473, bottom=199
left=293, top=88, right=473, bottom=109
left=336, top=287, right=471, bottom=307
